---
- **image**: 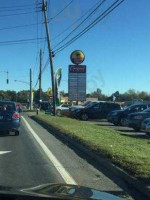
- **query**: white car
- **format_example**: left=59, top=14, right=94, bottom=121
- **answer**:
left=56, top=104, right=70, bottom=116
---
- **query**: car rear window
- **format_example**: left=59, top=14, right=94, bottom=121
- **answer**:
left=0, top=102, right=16, bottom=112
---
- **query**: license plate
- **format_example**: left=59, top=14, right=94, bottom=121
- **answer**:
left=0, top=116, right=3, bottom=120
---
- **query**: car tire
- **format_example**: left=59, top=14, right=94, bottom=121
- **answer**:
left=15, top=131, right=19, bottom=136
left=81, top=113, right=89, bottom=121
left=133, top=127, right=140, bottom=132
left=120, top=118, right=128, bottom=126
left=56, top=110, right=61, bottom=116
left=113, top=121, right=119, bottom=126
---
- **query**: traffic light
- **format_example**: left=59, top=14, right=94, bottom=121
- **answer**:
left=6, top=79, right=9, bottom=84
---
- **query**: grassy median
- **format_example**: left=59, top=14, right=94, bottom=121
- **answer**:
left=32, top=114, right=150, bottom=181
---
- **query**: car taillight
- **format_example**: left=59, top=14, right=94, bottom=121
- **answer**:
left=12, top=112, right=20, bottom=119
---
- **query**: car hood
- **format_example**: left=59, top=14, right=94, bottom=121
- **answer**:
left=0, top=184, right=126, bottom=200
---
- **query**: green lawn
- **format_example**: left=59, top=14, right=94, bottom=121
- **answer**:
left=33, top=114, right=150, bottom=181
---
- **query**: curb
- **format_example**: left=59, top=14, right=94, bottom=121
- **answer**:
left=31, top=116, right=150, bottom=199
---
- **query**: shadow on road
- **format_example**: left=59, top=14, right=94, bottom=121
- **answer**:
left=120, top=133, right=150, bottom=140
left=118, top=129, right=139, bottom=133
left=96, top=123, right=115, bottom=127
left=0, top=131, right=9, bottom=137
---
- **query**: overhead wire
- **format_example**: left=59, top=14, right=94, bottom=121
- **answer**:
left=54, top=0, right=125, bottom=54
left=0, top=37, right=46, bottom=45
left=0, top=22, right=44, bottom=31
left=51, top=0, right=74, bottom=20
left=0, top=3, right=42, bottom=9
left=51, top=0, right=103, bottom=42
left=0, top=11, right=37, bottom=17
left=52, top=0, right=106, bottom=50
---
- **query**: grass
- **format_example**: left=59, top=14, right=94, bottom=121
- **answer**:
left=33, top=114, right=150, bottom=181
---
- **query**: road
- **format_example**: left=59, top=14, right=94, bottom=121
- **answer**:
left=0, top=113, right=148, bottom=200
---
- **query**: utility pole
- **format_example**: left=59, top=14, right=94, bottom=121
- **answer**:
left=30, top=68, right=33, bottom=110
left=39, top=49, right=42, bottom=103
left=42, top=0, right=56, bottom=115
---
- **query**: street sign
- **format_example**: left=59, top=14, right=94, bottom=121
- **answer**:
left=68, top=65, right=86, bottom=101
left=70, top=50, right=85, bottom=65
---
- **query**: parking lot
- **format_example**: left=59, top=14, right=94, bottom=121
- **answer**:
left=85, top=120, right=149, bottom=139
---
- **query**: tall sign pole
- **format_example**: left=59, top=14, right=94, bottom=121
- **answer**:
left=42, top=0, right=56, bottom=115
left=39, top=49, right=42, bottom=102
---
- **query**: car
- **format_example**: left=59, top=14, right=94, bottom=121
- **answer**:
left=73, top=101, right=121, bottom=121
left=107, top=103, right=150, bottom=126
left=128, top=107, right=150, bottom=131
left=145, top=122, right=150, bottom=136
left=56, top=104, right=70, bottom=116
left=141, top=118, right=150, bottom=131
left=0, top=101, right=20, bottom=135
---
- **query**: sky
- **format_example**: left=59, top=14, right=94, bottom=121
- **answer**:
left=0, top=0, right=150, bottom=96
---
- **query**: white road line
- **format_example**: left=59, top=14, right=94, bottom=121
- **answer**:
left=0, top=151, right=11, bottom=155
left=21, top=116, right=77, bottom=185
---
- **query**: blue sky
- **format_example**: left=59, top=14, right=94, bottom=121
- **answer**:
left=0, top=0, right=150, bottom=95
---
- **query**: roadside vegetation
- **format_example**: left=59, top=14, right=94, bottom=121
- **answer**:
left=33, top=114, right=150, bottom=182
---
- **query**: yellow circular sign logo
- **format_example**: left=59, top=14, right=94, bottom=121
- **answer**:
left=70, top=50, right=85, bottom=65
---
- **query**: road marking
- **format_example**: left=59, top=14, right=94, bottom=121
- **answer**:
left=0, top=151, right=11, bottom=155
left=21, top=116, right=77, bottom=185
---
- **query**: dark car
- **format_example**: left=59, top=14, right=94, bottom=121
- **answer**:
left=128, top=107, right=150, bottom=131
left=0, top=101, right=20, bottom=135
left=73, top=101, right=121, bottom=121
left=107, top=103, right=150, bottom=126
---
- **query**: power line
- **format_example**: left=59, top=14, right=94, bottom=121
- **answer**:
left=0, top=3, right=42, bottom=9
left=0, top=11, right=37, bottom=17
left=0, top=7, right=37, bottom=12
left=0, top=37, right=46, bottom=44
left=0, top=40, right=45, bottom=47
left=51, top=0, right=102, bottom=42
left=0, top=22, right=44, bottom=31
left=51, top=0, right=74, bottom=20
left=52, top=0, right=106, bottom=50
left=54, top=0, right=125, bottom=54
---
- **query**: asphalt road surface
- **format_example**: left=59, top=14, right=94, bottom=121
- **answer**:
left=0, top=113, right=148, bottom=200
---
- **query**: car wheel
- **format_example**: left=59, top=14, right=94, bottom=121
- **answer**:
left=15, top=131, right=19, bottom=136
left=133, top=127, right=140, bottom=132
left=113, top=121, right=119, bottom=126
left=120, top=118, right=128, bottom=126
left=146, top=132, right=150, bottom=136
left=56, top=110, right=61, bottom=116
left=81, top=113, right=88, bottom=121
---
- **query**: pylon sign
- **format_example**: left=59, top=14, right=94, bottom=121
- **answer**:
left=70, top=50, right=85, bottom=65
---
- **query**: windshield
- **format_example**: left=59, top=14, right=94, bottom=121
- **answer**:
left=0, top=1, right=149, bottom=200
left=85, top=102, right=98, bottom=108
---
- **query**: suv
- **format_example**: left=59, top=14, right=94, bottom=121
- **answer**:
left=73, top=101, right=121, bottom=121
left=0, top=101, right=20, bottom=135
left=107, top=103, right=150, bottom=126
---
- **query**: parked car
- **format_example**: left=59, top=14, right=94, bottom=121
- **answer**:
left=73, top=101, right=121, bottom=121
left=107, top=103, right=150, bottom=126
left=128, top=107, right=150, bottom=131
left=141, top=118, right=150, bottom=131
left=56, top=104, right=70, bottom=116
left=0, top=101, right=20, bottom=135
